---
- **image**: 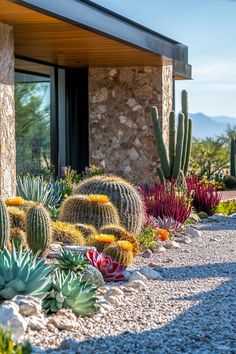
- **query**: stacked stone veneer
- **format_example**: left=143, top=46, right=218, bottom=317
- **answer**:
left=89, top=66, right=173, bottom=183
left=0, top=23, right=16, bottom=196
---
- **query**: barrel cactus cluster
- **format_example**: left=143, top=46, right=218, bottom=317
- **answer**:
left=152, top=90, right=192, bottom=182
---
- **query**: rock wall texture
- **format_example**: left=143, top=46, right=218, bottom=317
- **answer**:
left=0, top=23, right=16, bottom=196
left=89, top=66, right=173, bottom=183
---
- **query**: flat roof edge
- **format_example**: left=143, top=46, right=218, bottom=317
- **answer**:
left=12, top=0, right=190, bottom=65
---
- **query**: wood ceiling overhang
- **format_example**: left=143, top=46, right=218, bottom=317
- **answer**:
left=0, top=0, right=192, bottom=79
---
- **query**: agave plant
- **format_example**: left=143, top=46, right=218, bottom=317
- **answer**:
left=43, top=271, right=98, bottom=315
left=17, top=175, right=64, bottom=208
left=86, top=250, right=125, bottom=282
left=0, top=246, right=52, bottom=301
left=56, top=250, right=89, bottom=274
left=156, top=216, right=182, bottom=233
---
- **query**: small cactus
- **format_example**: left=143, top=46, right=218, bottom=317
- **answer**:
left=103, top=240, right=134, bottom=266
left=52, top=221, right=85, bottom=245
left=0, top=198, right=10, bottom=250
left=26, top=205, right=51, bottom=255
left=59, top=194, right=120, bottom=229
left=74, top=223, right=97, bottom=238
left=87, top=234, right=116, bottom=252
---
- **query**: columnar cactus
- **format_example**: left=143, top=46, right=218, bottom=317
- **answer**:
left=75, top=176, right=145, bottom=235
left=0, top=198, right=10, bottom=250
left=230, top=138, right=236, bottom=176
left=26, top=205, right=52, bottom=255
left=151, top=90, right=192, bottom=182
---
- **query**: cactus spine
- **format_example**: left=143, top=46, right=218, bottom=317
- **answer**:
left=27, top=205, right=51, bottom=255
left=0, top=198, right=10, bottom=250
left=151, top=90, right=192, bottom=182
left=230, top=138, right=236, bottom=176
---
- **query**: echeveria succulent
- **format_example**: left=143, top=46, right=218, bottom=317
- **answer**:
left=86, top=250, right=125, bottom=282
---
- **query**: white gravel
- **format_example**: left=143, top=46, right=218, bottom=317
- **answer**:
left=26, top=215, right=236, bottom=354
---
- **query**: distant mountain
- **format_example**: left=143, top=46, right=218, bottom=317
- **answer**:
left=190, top=113, right=236, bottom=139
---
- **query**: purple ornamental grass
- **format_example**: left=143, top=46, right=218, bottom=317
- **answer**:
left=141, top=182, right=192, bottom=231
left=186, top=176, right=222, bottom=215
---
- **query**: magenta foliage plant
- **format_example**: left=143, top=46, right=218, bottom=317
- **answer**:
left=186, top=176, right=221, bottom=215
left=86, top=250, right=125, bottom=282
left=141, top=182, right=192, bottom=232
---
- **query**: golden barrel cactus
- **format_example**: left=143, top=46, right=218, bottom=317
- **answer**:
left=52, top=221, right=85, bottom=246
left=103, top=240, right=134, bottom=266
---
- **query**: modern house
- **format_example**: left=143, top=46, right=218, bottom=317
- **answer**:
left=0, top=0, right=191, bottom=196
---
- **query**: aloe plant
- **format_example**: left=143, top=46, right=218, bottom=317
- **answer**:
left=17, top=175, right=64, bottom=208
left=56, top=250, right=89, bottom=274
left=0, top=246, right=52, bottom=301
left=43, top=271, right=98, bottom=315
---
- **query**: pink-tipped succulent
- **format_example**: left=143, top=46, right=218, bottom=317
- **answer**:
left=86, top=250, right=125, bottom=282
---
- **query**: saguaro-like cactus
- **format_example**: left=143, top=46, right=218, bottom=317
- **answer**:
left=27, top=205, right=51, bottom=255
left=0, top=198, right=10, bottom=249
left=230, top=138, right=236, bottom=176
left=151, top=90, right=192, bottom=182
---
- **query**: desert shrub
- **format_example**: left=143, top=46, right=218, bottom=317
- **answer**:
left=216, top=199, right=236, bottom=215
left=0, top=326, right=31, bottom=353
left=186, top=176, right=221, bottom=215
left=137, top=226, right=158, bottom=250
left=224, top=175, right=236, bottom=190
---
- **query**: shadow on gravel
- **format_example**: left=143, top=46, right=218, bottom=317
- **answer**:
left=48, top=262, right=236, bottom=354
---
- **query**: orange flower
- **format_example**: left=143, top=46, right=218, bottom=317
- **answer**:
left=156, top=228, right=170, bottom=241
left=116, top=240, right=133, bottom=252
left=88, top=194, right=110, bottom=204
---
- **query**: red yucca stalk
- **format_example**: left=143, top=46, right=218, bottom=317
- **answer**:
left=141, top=182, right=192, bottom=229
left=186, top=176, right=221, bottom=215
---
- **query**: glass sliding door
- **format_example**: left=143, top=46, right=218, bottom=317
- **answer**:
left=15, top=60, right=52, bottom=176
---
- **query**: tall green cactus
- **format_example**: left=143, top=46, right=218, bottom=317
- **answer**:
left=0, top=199, right=9, bottom=250
left=230, top=138, right=236, bottom=176
left=151, top=90, right=192, bottom=182
left=26, top=205, right=51, bottom=255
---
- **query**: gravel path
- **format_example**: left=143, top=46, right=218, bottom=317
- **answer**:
left=28, top=216, right=236, bottom=354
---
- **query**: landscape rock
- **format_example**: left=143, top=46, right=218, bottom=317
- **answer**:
left=175, top=236, right=192, bottom=244
left=153, top=245, right=166, bottom=253
left=13, top=295, right=41, bottom=317
left=185, top=227, right=202, bottom=238
left=63, top=245, right=96, bottom=253
left=103, top=295, right=122, bottom=306
left=124, top=270, right=132, bottom=281
left=106, top=288, right=124, bottom=298
left=0, top=302, right=27, bottom=341
left=124, top=280, right=147, bottom=291
left=129, top=270, right=147, bottom=282
left=27, top=316, right=46, bottom=331
left=48, top=309, right=78, bottom=331
left=139, top=267, right=163, bottom=280
left=141, top=249, right=153, bottom=258
left=163, top=240, right=181, bottom=249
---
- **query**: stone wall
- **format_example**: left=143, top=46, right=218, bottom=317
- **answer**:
left=89, top=66, right=173, bottom=183
left=0, top=23, right=16, bottom=196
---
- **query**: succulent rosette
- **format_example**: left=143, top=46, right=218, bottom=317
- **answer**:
left=86, top=249, right=125, bottom=282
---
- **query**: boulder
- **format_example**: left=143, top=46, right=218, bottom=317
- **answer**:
left=0, top=302, right=27, bottom=341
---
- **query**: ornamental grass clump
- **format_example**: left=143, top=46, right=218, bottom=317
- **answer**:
left=141, top=182, right=191, bottom=232
left=186, top=176, right=221, bottom=215
left=86, top=249, right=125, bottom=282
left=43, top=271, right=98, bottom=315
left=87, top=234, right=116, bottom=252
left=52, top=221, right=85, bottom=245
left=59, top=194, right=120, bottom=229
left=0, top=246, right=52, bottom=301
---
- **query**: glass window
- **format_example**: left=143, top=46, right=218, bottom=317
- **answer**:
left=15, top=63, right=51, bottom=176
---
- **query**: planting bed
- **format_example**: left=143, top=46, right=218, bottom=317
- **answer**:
left=26, top=215, right=236, bottom=354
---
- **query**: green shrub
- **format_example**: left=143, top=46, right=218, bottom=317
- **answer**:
left=0, top=326, right=31, bottom=354
left=137, top=226, right=158, bottom=250
left=216, top=199, right=236, bottom=215
left=224, top=175, right=236, bottom=190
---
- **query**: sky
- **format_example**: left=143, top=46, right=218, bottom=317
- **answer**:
left=93, top=0, right=236, bottom=118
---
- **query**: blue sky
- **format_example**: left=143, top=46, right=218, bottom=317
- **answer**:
left=93, top=0, right=236, bottom=118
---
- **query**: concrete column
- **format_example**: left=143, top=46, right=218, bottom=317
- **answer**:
left=0, top=23, right=16, bottom=196
left=89, top=65, right=173, bottom=183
